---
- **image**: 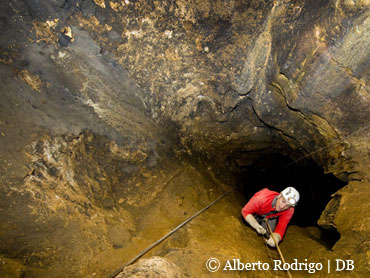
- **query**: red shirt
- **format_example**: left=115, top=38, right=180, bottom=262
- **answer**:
left=241, top=188, right=294, bottom=239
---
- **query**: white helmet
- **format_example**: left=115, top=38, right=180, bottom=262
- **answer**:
left=281, top=187, right=300, bottom=206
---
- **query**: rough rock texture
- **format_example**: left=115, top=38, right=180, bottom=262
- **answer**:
left=115, top=256, right=184, bottom=278
left=0, top=0, right=369, bottom=278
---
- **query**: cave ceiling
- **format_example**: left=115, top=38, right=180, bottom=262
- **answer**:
left=0, top=1, right=369, bottom=175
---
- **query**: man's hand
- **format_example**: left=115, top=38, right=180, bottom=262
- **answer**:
left=266, top=233, right=281, bottom=247
left=245, top=214, right=266, bottom=234
left=255, top=224, right=267, bottom=235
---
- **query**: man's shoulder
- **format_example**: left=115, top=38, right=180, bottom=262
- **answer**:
left=252, top=188, right=279, bottom=203
left=256, top=188, right=279, bottom=196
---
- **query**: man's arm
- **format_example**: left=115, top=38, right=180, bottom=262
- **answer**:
left=241, top=192, right=266, bottom=234
left=274, top=208, right=294, bottom=239
left=241, top=192, right=263, bottom=218
left=245, top=214, right=266, bottom=234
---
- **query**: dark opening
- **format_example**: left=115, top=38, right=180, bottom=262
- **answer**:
left=235, top=153, right=346, bottom=248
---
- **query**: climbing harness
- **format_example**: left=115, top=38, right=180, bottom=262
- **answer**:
left=264, top=218, right=293, bottom=278
left=107, top=187, right=235, bottom=278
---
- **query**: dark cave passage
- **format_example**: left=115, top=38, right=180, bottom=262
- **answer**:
left=234, top=153, right=346, bottom=248
left=0, top=0, right=369, bottom=276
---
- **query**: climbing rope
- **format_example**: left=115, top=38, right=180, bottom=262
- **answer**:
left=107, top=187, right=236, bottom=278
left=255, top=123, right=370, bottom=278
left=263, top=218, right=293, bottom=278
left=107, top=123, right=370, bottom=277
left=262, top=236, right=281, bottom=278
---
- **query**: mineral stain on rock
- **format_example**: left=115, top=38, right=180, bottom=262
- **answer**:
left=0, top=0, right=369, bottom=278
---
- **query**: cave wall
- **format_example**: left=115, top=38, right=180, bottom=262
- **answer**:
left=0, top=0, right=370, bottom=277
left=2, top=1, right=368, bottom=175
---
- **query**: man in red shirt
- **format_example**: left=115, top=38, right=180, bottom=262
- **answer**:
left=241, top=187, right=300, bottom=247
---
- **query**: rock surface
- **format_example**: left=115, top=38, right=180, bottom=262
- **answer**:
left=115, top=256, right=184, bottom=278
left=0, top=0, right=369, bottom=277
